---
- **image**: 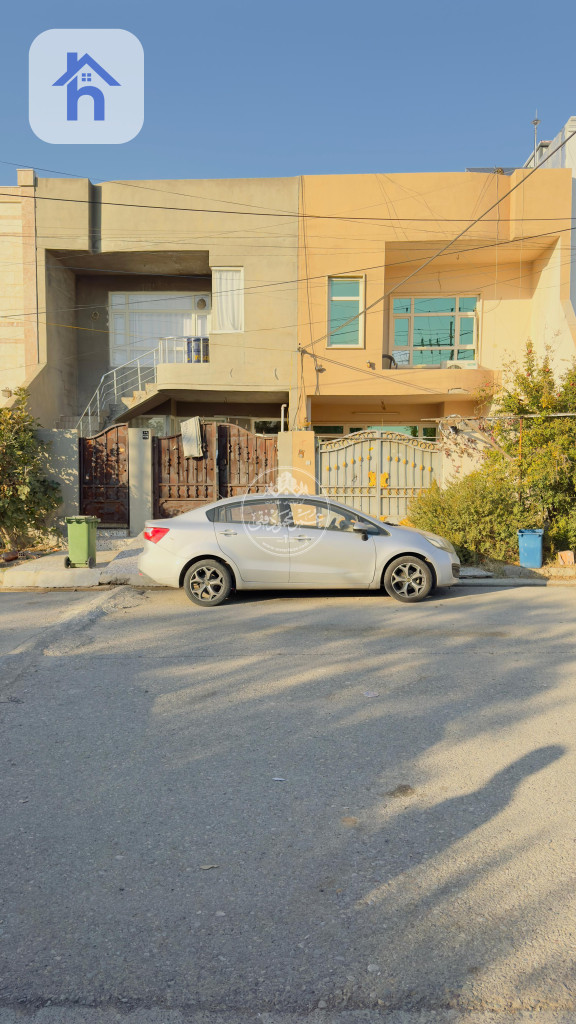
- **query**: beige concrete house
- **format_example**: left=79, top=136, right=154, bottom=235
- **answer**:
left=2, top=164, right=576, bottom=530
left=297, top=168, right=576, bottom=439
left=0, top=170, right=299, bottom=434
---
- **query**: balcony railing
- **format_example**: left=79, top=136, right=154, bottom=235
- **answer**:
left=77, top=336, right=192, bottom=437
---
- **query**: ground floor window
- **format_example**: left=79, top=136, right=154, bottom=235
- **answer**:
left=313, top=424, right=436, bottom=439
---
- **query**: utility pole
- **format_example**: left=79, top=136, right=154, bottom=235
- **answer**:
left=532, top=111, right=541, bottom=167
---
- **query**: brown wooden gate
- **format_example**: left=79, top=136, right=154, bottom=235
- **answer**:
left=152, top=422, right=278, bottom=519
left=217, top=423, right=278, bottom=499
left=79, top=424, right=129, bottom=525
left=152, top=422, right=218, bottom=518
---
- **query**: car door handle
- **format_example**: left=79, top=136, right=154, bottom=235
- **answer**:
left=218, top=530, right=237, bottom=536
left=295, top=535, right=311, bottom=541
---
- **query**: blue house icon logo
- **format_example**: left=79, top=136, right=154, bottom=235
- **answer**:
left=52, top=52, right=120, bottom=121
left=30, top=29, right=144, bottom=144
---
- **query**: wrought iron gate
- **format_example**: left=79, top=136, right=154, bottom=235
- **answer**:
left=217, top=423, right=278, bottom=499
left=152, top=423, right=278, bottom=519
left=152, top=422, right=218, bottom=518
left=318, top=430, right=441, bottom=521
left=79, top=424, right=129, bottom=524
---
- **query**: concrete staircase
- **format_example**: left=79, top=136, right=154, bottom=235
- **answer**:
left=77, top=338, right=188, bottom=437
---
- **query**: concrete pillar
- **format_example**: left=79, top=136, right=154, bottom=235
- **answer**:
left=276, top=430, right=318, bottom=495
left=128, top=428, right=153, bottom=536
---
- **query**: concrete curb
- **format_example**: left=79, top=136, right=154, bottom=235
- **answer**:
left=455, top=577, right=547, bottom=587
left=0, top=544, right=563, bottom=593
left=0, top=565, right=102, bottom=589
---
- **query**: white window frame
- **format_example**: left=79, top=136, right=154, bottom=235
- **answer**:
left=108, top=292, right=210, bottom=367
left=327, top=276, right=365, bottom=349
left=211, top=267, right=245, bottom=333
left=390, top=296, right=479, bottom=368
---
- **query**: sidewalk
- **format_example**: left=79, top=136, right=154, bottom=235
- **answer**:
left=0, top=543, right=553, bottom=591
left=0, top=537, right=163, bottom=590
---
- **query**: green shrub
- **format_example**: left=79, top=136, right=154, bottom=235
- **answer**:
left=409, top=345, right=576, bottom=564
left=0, top=388, right=61, bottom=548
left=408, top=472, right=535, bottom=563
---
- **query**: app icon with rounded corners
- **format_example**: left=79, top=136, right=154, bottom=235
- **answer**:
left=29, top=29, right=144, bottom=144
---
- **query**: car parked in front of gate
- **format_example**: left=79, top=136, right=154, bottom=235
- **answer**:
left=139, top=494, right=460, bottom=606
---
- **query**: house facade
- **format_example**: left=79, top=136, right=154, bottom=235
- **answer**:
left=0, top=169, right=299, bottom=436
left=296, top=168, right=576, bottom=439
left=1, top=164, right=576, bottom=528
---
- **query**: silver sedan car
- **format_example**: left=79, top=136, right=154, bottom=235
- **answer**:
left=139, top=494, right=460, bottom=606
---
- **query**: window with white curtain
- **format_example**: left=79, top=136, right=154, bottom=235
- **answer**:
left=109, top=293, right=209, bottom=366
left=212, top=268, right=244, bottom=332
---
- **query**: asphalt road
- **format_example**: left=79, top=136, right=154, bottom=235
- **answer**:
left=1, top=584, right=575, bottom=1024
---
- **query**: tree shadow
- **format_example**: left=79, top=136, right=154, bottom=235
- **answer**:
left=0, top=588, right=575, bottom=1012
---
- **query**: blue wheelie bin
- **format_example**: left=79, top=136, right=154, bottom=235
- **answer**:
left=517, top=528, right=544, bottom=569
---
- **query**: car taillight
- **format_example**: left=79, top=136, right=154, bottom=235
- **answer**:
left=144, top=527, right=170, bottom=544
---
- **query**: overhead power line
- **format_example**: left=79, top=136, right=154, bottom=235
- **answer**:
left=0, top=222, right=569, bottom=322
left=301, top=124, right=576, bottom=355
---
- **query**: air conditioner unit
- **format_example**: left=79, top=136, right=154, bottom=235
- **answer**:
left=440, top=360, right=478, bottom=369
left=193, top=293, right=211, bottom=312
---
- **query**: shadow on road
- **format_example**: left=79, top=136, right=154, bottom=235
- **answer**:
left=0, top=586, right=574, bottom=1013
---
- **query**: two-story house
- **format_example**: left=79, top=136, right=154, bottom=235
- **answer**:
left=296, top=168, right=576, bottom=439
left=0, top=170, right=299, bottom=436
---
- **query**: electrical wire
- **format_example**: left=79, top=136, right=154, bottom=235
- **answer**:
left=300, top=125, right=576, bottom=355
left=1, top=225, right=572, bottom=323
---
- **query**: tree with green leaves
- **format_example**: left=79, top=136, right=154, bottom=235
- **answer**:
left=408, top=344, right=576, bottom=562
left=0, top=388, right=62, bottom=549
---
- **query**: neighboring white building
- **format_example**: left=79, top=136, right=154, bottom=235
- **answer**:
left=526, top=115, right=576, bottom=311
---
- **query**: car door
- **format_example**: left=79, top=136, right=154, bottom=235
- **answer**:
left=286, top=499, right=377, bottom=587
left=213, top=498, right=291, bottom=584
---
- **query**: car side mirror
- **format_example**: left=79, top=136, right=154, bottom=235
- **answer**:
left=353, top=522, right=379, bottom=539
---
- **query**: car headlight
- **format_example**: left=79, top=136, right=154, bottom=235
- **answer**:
left=425, top=535, right=456, bottom=556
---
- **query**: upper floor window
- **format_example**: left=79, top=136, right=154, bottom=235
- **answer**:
left=328, top=277, right=364, bottom=347
left=109, top=292, right=210, bottom=366
left=212, top=268, right=244, bottom=332
left=391, top=296, right=477, bottom=367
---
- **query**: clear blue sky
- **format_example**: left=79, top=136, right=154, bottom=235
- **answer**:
left=1, top=0, right=574, bottom=186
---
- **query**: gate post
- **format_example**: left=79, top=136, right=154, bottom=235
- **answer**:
left=128, top=428, right=153, bottom=536
left=277, top=430, right=317, bottom=494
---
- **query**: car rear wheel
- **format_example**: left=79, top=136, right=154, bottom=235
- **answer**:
left=383, top=556, right=433, bottom=603
left=183, top=559, right=232, bottom=607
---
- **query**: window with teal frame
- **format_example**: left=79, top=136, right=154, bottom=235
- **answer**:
left=391, top=296, right=477, bottom=366
left=328, top=278, right=363, bottom=346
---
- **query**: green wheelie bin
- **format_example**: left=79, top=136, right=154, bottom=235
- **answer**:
left=64, top=516, right=100, bottom=568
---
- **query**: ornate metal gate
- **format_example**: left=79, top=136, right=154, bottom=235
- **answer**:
left=79, top=424, right=129, bottom=525
left=152, top=423, right=278, bottom=519
left=318, top=431, right=441, bottom=521
left=217, top=423, right=278, bottom=499
left=152, top=422, right=218, bottom=518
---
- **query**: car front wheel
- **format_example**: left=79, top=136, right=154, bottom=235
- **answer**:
left=383, top=556, right=433, bottom=603
left=183, top=559, right=232, bottom=607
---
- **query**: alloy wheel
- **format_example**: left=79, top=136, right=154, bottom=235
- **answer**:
left=389, top=561, right=429, bottom=599
left=189, top=565, right=226, bottom=602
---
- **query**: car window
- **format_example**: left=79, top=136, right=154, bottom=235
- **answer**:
left=288, top=500, right=367, bottom=533
left=211, top=500, right=282, bottom=525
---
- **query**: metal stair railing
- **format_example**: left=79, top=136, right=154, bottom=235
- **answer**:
left=77, top=337, right=189, bottom=436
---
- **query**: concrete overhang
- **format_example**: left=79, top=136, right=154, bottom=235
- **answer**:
left=49, top=250, right=212, bottom=275
left=306, top=366, right=494, bottom=403
left=118, top=387, right=290, bottom=421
